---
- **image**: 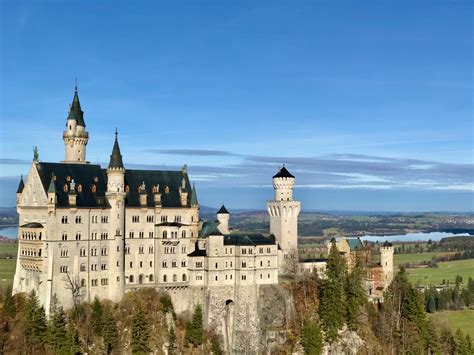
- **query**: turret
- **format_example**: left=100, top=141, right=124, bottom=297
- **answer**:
left=62, top=82, right=89, bottom=164
left=105, top=130, right=126, bottom=302
left=216, top=205, right=230, bottom=234
left=380, top=241, right=394, bottom=289
left=16, top=175, right=24, bottom=204
left=267, top=165, right=301, bottom=274
left=190, top=183, right=198, bottom=207
left=47, top=175, right=57, bottom=213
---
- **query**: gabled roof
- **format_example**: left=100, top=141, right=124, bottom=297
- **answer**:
left=36, top=162, right=109, bottom=208
left=17, top=176, right=24, bottom=193
left=223, top=233, right=276, bottom=246
left=273, top=166, right=294, bottom=179
left=67, top=86, right=85, bottom=127
left=217, top=205, right=229, bottom=214
left=199, top=221, right=222, bottom=237
left=347, top=238, right=364, bottom=251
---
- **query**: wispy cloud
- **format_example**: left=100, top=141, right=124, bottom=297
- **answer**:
left=147, top=149, right=238, bottom=157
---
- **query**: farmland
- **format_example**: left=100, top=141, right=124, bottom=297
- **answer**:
left=405, top=259, right=474, bottom=286
left=429, top=309, right=474, bottom=338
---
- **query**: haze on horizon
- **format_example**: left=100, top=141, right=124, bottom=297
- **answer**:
left=0, top=1, right=472, bottom=212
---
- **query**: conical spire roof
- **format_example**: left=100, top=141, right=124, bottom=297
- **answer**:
left=67, top=82, right=86, bottom=127
left=273, top=165, right=294, bottom=179
left=47, top=175, right=57, bottom=193
left=217, top=204, right=229, bottom=214
left=191, top=182, right=198, bottom=206
left=17, top=175, right=24, bottom=193
left=108, top=130, right=124, bottom=169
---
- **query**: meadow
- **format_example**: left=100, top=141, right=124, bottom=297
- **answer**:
left=429, top=309, right=474, bottom=338
left=0, top=243, right=17, bottom=294
left=405, top=259, right=474, bottom=286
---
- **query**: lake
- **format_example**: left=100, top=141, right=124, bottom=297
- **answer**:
left=0, top=226, right=18, bottom=239
left=360, top=231, right=472, bottom=243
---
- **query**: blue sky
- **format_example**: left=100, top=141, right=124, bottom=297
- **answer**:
left=0, top=1, right=472, bottom=212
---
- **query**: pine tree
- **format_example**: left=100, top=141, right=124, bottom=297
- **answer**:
left=102, top=312, right=117, bottom=354
left=345, top=251, right=366, bottom=330
left=301, top=318, right=323, bottom=355
left=186, top=304, right=203, bottom=346
left=24, top=290, right=47, bottom=349
left=3, top=286, right=15, bottom=318
left=210, top=334, right=223, bottom=355
left=425, top=319, right=441, bottom=354
left=47, top=305, right=71, bottom=353
left=318, top=241, right=346, bottom=342
left=91, top=296, right=104, bottom=333
left=131, top=307, right=149, bottom=354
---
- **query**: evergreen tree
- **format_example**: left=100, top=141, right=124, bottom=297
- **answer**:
left=210, top=334, right=223, bottom=355
left=454, top=329, right=469, bottom=354
left=91, top=296, right=104, bottom=333
left=318, top=241, right=346, bottom=342
left=465, top=334, right=473, bottom=354
left=47, top=305, right=71, bottom=353
left=301, top=318, right=323, bottom=355
left=3, top=286, right=15, bottom=318
left=186, top=304, right=203, bottom=346
left=131, top=307, right=149, bottom=354
left=425, top=319, right=441, bottom=354
left=345, top=251, right=366, bottom=330
left=102, top=311, right=117, bottom=354
left=24, top=290, right=47, bottom=349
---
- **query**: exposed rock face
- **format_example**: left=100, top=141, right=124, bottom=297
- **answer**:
left=322, top=327, right=365, bottom=355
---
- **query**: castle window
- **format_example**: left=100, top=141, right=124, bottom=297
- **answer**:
left=129, top=232, right=134, bottom=239
left=130, top=262, right=133, bottom=268
left=76, top=233, right=81, bottom=241
left=242, top=248, right=246, bottom=255
left=91, top=279, right=98, bottom=286
left=101, top=263, right=107, bottom=270
left=215, top=276, right=218, bottom=281
left=125, top=246, right=130, bottom=254
left=149, top=274, right=154, bottom=281
left=80, top=264, right=86, bottom=272
left=175, top=215, right=182, bottom=222
left=81, top=279, right=85, bottom=287
left=149, top=246, right=154, bottom=253
left=196, top=261, right=203, bottom=268
left=117, top=276, right=120, bottom=282
left=75, top=216, right=82, bottom=224
left=132, top=215, right=139, bottom=223
left=173, top=274, right=177, bottom=282
left=215, top=262, right=218, bottom=269
left=101, top=278, right=108, bottom=285
left=61, top=216, right=68, bottom=224
left=80, top=248, right=86, bottom=257
left=62, top=233, right=68, bottom=241
left=129, top=275, right=134, bottom=283
left=268, top=260, right=271, bottom=267
left=267, top=247, right=271, bottom=253
left=241, top=262, right=246, bottom=268
left=101, top=216, right=108, bottom=223
left=181, top=246, right=186, bottom=253
left=196, top=275, right=203, bottom=281
left=181, top=260, right=186, bottom=267
left=91, top=264, right=97, bottom=271
left=150, top=261, right=153, bottom=267
left=147, top=215, right=154, bottom=223
left=260, top=274, right=262, bottom=279
left=181, top=230, right=186, bottom=238
left=163, top=275, right=167, bottom=282
left=162, top=231, right=167, bottom=239
left=125, top=185, right=130, bottom=193
left=172, top=260, right=177, bottom=268
left=91, top=248, right=97, bottom=256
left=241, top=275, right=246, bottom=281
left=162, top=261, right=167, bottom=268
left=139, top=232, right=144, bottom=239
left=139, top=246, right=144, bottom=254
left=268, top=273, right=270, bottom=279
left=66, top=176, right=71, bottom=182
left=165, top=186, right=170, bottom=194
left=139, top=261, right=143, bottom=268
left=101, top=247, right=107, bottom=256
left=259, top=248, right=264, bottom=254
left=161, top=215, right=168, bottom=222
left=60, top=249, right=69, bottom=258
left=77, top=184, right=82, bottom=193
left=92, top=185, right=97, bottom=193
left=60, top=265, right=68, bottom=273
left=260, top=261, right=263, bottom=267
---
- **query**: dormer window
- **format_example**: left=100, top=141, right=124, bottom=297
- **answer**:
left=125, top=185, right=130, bottom=193
left=165, top=186, right=170, bottom=194
left=63, top=184, right=68, bottom=192
left=66, top=176, right=71, bottom=182
left=77, top=184, right=82, bottom=193
left=91, top=185, right=97, bottom=193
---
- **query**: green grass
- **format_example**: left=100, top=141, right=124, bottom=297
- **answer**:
left=429, top=309, right=474, bottom=338
left=394, top=251, right=451, bottom=267
left=0, top=243, right=17, bottom=293
left=405, top=259, right=474, bottom=286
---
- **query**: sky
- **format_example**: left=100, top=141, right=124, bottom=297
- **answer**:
left=0, top=0, right=472, bottom=212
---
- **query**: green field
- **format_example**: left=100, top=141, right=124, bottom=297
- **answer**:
left=429, top=309, right=474, bottom=338
left=0, top=243, right=17, bottom=293
left=405, top=259, right=474, bottom=286
left=394, top=251, right=452, bottom=267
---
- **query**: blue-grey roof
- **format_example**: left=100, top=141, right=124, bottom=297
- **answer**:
left=223, top=233, right=276, bottom=246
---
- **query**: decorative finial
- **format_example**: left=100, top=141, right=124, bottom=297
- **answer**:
left=74, top=77, right=78, bottom=93
left=33, top=146, right=39, bottom=162
left=115, top=127, right=118, bottom=139
left=182, top=164, right=187, bottom=174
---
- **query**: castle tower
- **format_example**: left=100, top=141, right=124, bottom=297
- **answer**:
left=105, top=130, right=126, bottom=302
left=216, top=205, right=230, bottom=234
left=62, top=83, right=89, bottom=163
left=267, top=166, right=301, bottom=273
left=380, top=241, right=394, bottom=289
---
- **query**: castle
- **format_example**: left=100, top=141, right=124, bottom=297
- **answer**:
left=12, top=85, right=393, bottom=351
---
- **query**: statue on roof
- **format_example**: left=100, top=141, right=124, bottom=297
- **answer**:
left=33, top=146, right=39, bottom=162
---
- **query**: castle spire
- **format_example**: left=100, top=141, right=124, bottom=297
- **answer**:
left=17, top=175, right=25, bottom=193
left=67, top=81, right=85, bottom=127
left=108, top=129, right=124, bottom=169
left=190, top=182, right=198, bottom=207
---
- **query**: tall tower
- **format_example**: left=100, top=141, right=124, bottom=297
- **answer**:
left=380, top=241, right=394, bottom=289
left=216, top=205, right=230, bottom=234
left=62, top=83, right=89, bottom=163
left=267, top=166, right=301, bottom=273
left=105, top=130, right=126, bottom=302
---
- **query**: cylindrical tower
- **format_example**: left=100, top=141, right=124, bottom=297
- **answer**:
left=105, top=130, right=126, bottom=302
left=62, top=84, right=89, bottom=164
left=380, top=241, right=394, bottom=289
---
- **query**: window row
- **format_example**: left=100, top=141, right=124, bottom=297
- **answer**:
left=161, top=260, right=186, bottom=268
left=162, top=274, right=187, bottom=283
left=20, top=248, right=42, bottom=257
left=21, top=231, right=42, bottom=240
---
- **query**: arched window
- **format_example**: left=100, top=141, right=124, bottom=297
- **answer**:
left=77, top=184, right=82, bottom=193
left=181, top=230, right=186, bottom=238
left=149, top=274, right=154, bottom=282
left=125, top=185, right=130, bottom=193
left=162, top=230, right=167, bottom=239
left=92, top=185, right=97, bottom=193
left=173, top=274, right=177, bottom=282
left=163, top=275, right=167, bottom=282
left=63, top=184, right=68, bottom=192
left=129, top=275, right=134, bottom=283
left=182, top=274, right=187, bottom=282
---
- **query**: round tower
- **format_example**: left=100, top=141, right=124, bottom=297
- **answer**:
left=380, top=241, right=394, bottom=289
left=267, top=166, right=301, bottom=273
left=216, top=205, right=230, bottom=234
left=105, top=130, right=126, bottom=302
left=62, top=83, right=89, bottom=163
